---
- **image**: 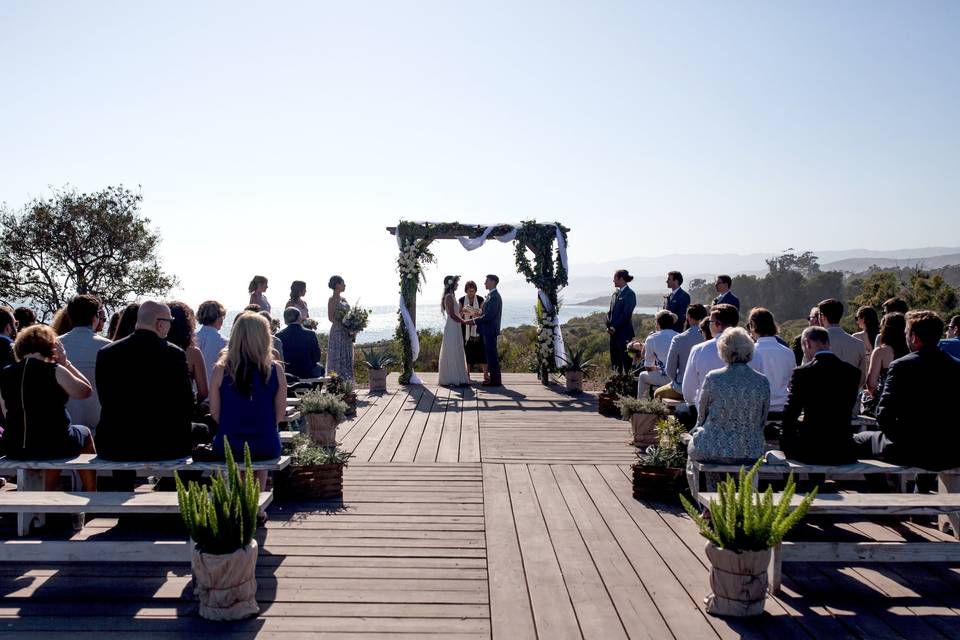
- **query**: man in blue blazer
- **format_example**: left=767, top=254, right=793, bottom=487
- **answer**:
left=665, top=271, right=690, bottom=333
left=712, top=274, right=740, bottom=311
left=606, top=269, right=637, bottom=373
left=473, top=274, right=503, bottom=386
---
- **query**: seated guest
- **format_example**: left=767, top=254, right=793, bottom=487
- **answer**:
left=712, top=275, right=740, bottom=311
left=637, top=310, right=677, bottom=397
left=167, top=301, right=209, bottom=406
left=747, top=307, right=795, bottom=417
left=13, top=307, right=36, bottom=331
left=883, top=297, right=909, bottom=315
left=779, top=327, right=861, bottom=464
left=50, top=307, right=73, bottom=336
left=699, top=317, right=712, bottom=341
left=0, top=325, right=97, bottom=491
left=655, top=304, right=708, bottom=401
left=0, top=307, right=15, bottom=370
left=682, top=304, right=764, bottom=408
left=96, top=301, right=198, bottom=461
left=862, top=313, right=908, bottom=416
left=853, top=306, right=880, bottom=355
left=210, top=312, right=285, bottom=490
left=854, top=311, right=960, bottom=470
left=196, top=300, right=228, bottom=383
left=261, top=310, right=285, bottom=362
left=60, top=295, right=111, bottom=433
left=112, top=303, right=140, bottom=341
left=940, top=315, right=960, bottom=360
left=687, top=328, right=769, bottom=465
left=276, top=307, right=324, bottom=379
left=106, top=311, right=121, bottom=341
left=807, top=299, right=866, bottom=388
left=793, top=306, right=820, bottom=365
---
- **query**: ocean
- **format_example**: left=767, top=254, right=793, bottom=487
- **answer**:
left=221, top=303, right=659, bottom=343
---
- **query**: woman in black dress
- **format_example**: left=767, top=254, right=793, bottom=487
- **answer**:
left=459, top=281, right=487, bottom=381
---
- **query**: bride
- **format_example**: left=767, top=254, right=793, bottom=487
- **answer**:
left=438, top=275, right=471, bottom=386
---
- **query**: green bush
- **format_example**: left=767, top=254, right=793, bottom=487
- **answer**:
left=289, top=433, right=352, bottom=467
left=299, top=389, right=348, bottom=421
left=618, top=396, right=669, bottom=421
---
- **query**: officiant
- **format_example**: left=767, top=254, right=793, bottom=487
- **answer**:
left=459, top=281, right=488, bottom=378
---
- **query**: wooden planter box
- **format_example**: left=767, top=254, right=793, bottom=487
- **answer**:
left=632, top=465, right=686, bottom=502
left=305, top=413, right=338, bottom=446
left=274, top=463, right=344, bottom=501
left=369, top=369, right=388, bottom=392
left=598, top=393, right=620, bottom=417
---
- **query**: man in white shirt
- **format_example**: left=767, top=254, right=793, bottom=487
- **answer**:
left=60, top=294, right=112, bottom=433
left=747, top=307, right=796, bottom=416
left=637, top=310, right=678, bottom=397
left=682, top=304, right=765, bottom=408
left=195, top=300, right=228, bottom=383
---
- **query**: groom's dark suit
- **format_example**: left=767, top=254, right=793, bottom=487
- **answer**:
left=474, top=289, right=502, bottom=385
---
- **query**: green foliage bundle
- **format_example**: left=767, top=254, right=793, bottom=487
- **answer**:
left=636, top=417, right=687, bottom=469
left=299, top=389, right=348, bottom=421
left=618, top=396, right=670, bottom=421
left=361, top=347, right=394, bottom=370
left=325, top=373, right=354, bottom=397
left=603, top=373, right=637, bottom=398
left=289, top=433, right=352, bottom=467
left=559, top=347, right=595, bottom=374
left=679, top=460, right=817, bottom=551
left=176, top=438, right=258, bottom=555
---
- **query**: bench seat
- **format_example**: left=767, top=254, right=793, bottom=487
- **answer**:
left=0, top=454, right=290, bottom=472
left=696, top=491, right=960, bottom=515
left=0, top=490, right=273, bottom=514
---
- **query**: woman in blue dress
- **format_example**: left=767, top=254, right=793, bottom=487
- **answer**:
left=326, top=275, right=354, bottom=380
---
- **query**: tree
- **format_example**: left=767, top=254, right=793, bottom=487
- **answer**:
left=0, top=185, right=178, bottom=319
left=905, top=270, right=958, bottom=313
left=765, top=250, right=820, bottom=278
left=688, top=278, right=713, bottom=305
left=850, top=270, right=900, bottom=311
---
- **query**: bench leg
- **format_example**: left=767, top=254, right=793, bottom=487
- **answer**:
left=686, top=461, right=700, bottom=505
left=16, top=469, right=45, bottom=537
left=770, top=543, right=783, bottom=595
left=938, top=474, right=960, bottom=539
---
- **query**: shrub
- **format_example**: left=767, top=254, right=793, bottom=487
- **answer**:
left=618, top=396, right=670, bottom=421
left=299, top=389, right=348, bottom=421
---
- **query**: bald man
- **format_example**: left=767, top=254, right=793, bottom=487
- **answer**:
left=95, top=300, right=199, bottom=465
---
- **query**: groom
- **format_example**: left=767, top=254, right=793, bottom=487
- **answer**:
left=472, top=274, right=502, bottom=386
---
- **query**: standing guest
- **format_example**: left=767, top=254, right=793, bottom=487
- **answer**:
left=606, top=269, right=637, bottom=374
left=459, top=281, right=487, bottom=379
left=13, top=307, right=36, bottom=331
left=50, top=308, right=73, bottom=336
left=655, top=304, right=708, bottom=401
left=276, top=307, right=323, bottom=378
left=0, top=307, right=15, bottom=370
left=793, top=306, right=820, bottom=365
left=687, top=328, right=769, bottom=470
left=248, top=275, right=271, bottom=314
left=862, top=313, right=908, bottom=416
left=682, top=304, right=764, bottom=408
left=326, top=275, right=354, bottom=380
left=808, top=299, right=867, bottom=388
left=112, top=303, right=140, bottom=341
left=747, top=307, right=795, bottom=417
left=0, top=325, right=98, bottom=492
left=167, top=301, right=209, bottom=406
left=196, top=300, right=228, bottom=383
left=665, top=271, right=690, bottom=333
left=637, top=310, right=678, bottom=397
left=779, top=327, right=861, bottom=463
left=60, top=295, right=112, bottom=433
left=285, top=281, right=310, bottom=319
left=712, top=275, right=740, bottom=311
left=854, top=311, right=960, bottom=471
left=939, top=315, right=960, bottom=360
left=95, top=301, right=199, bottom=462
left=210, top=312, right=285, bottom=494
left=853, top=306, right=880, bottom=355
left=106, top=311, right=121, bottom=341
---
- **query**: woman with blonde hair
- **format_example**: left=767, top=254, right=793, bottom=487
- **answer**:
left=248, top=275, right=271, bottom=314
left=209, top=312, right=285, bottom=491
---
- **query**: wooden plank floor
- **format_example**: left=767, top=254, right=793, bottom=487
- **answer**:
left=1, top=373, right=959, bottom=638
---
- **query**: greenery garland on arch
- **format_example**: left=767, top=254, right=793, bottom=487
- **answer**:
left=391, top=220, right=570, bottom=384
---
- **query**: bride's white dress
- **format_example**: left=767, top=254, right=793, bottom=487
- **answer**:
left=438, top=301, right=470, bottom=386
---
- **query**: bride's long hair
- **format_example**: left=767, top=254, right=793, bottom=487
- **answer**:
left=441, top=275, right=460, bottom=314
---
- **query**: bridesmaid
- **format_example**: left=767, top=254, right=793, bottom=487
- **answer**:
left=326, top=275, right=354, bottom=380
left=248, top=275, right=271, bottom=314
left=286, top=280, right=309, bottom=319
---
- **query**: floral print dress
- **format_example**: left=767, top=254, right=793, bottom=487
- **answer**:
left=326, top=297, right=354, bottom=380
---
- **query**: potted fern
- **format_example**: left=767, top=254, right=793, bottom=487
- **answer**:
left=679, top=460, right=817, bottom=617
left=299, top=388, right=348, bottom=446
left=633, top=417, right=687, bottom=501
left=275, top=434, right=352, bottom=501
left=598, top=373, right=634, bottom=416
left=176, top=438, right=260, bottom=621
left=618, top=396, right=670, bottom=446
left=326, top=373, right=357, bottom=416
left=559, top=348, right=594, bottom=393
left=363, top=347, right=394, bottom=392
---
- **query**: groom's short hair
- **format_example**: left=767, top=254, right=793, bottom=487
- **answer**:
left=486, top=274, right=499, bottom=285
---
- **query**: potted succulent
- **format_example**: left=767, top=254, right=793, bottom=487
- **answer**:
left=633, top=417, right=688, bottom=502
left=559, top=348, right=595, bottom=394
left=326, top=373, right=357, bottom=416
left=598, top=373, right=634, bottom=416
left=299, top=388, right=348, bottom=446
left=680, top=460, right=817, bottom=617
left=275, top=433, right=352, bottom=501
left=618, top=396, right=670, bottom=447
left=176, top=438, right=260, bottom=621
left=363, top=347, right=394, bottom=392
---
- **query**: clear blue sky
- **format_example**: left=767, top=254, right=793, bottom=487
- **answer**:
left=2, top=1, right=958, bottom=306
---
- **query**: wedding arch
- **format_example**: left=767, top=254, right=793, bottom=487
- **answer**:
left=388, top=220, right=570, bottom=385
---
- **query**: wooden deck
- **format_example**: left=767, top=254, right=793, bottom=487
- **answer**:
left=2, top=373, right=960, bottom=638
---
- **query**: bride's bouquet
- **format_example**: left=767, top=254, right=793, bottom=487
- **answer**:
left=338, top=302, right=371, bottom=341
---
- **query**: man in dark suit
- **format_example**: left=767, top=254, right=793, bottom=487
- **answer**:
left=606, top=269, right=637, bottom=373
left=96, top=301, right=197, bottom=462
left=779, top=326, right=861, bottom=463
left=473, top=274, right=503, bottom=386
left=855, top=311, right=960, bottom=471
left=665, top=271, right=689, bottom=333
left=712, top=275, right=740, bottom=311
left=276, top=307, right=324, bottom=378
left=0, top=307, right=15, bottom=371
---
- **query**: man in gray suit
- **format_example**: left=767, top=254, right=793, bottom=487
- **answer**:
left=473, top=274, right=502, bottom=386
left=804, top=299, right=867, bottom=388
left=655, top=303, right=708, bottom=401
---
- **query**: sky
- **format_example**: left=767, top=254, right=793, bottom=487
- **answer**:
left=1, top=1, right=958, bottom=307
